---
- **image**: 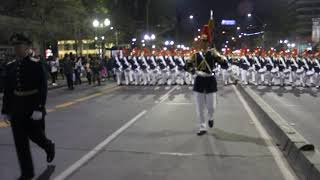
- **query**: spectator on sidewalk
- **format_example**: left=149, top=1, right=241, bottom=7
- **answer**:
left=91, top=57, right=103, bottom=86
left=48, top=56, right=59, bottom=86
left=74, top=57, right=83, bottom=85
left=62, top=54, right=74, bottom=90
left=85, top=58, right=92, bottom=85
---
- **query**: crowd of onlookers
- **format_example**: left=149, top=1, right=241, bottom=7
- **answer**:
left=0, top=53, right=116, bottom=92
left=46, top=53, right=116, bottom=90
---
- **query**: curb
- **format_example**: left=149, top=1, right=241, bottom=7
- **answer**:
left=236, top=84, right=320, bottom=180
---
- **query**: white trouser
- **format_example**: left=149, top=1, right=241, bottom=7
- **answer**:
left=124, top=70, right=131, bottom=85
left=222, top=69, right=231, bottom=84
left=140, top=70, right=148, bottom=85
left=298, top=72, right=306, bottom=86
left=194, top=92, right=216, bottom=131
left=167, top=69, right=176, bottom=85
left=314, top=73, right=320, bottom=87
left=176, top=70, right=185, bottom=85
left=185, top=72, right=193, bottom=85
left=133, top=70, right=141, bottom=85
left=149, top=70, right=158, bottom=85
left=279, top=72, right=285, bottom=86
left=241, top=69, right=248, bottom=84
left=115, top=70, right=122, bottom=85
left=290, top=71, right=297, bottom=86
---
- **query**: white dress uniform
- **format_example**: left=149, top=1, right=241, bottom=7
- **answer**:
left=114, top=56, right=123, bottom=85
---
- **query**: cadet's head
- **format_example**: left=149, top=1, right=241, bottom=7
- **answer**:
left=10, top=33, right=32, bottom=58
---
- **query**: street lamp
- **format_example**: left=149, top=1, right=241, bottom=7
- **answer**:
left=165, top=41, right=169, bottom=46
left=189, top=15, right=194, bottom=20
left=132, top=38, right=137, bottom=42
left=101, top=36, right=105, bottom=40
left=170, top=41, right=174, bottom=45
left=150, top=34, right=156, bottom=40
left=237, top=26, right=241, bottom=30
left=284, top=40, right=289, bottom=44
left=194, top=38, right=198, bottom=41
left=104, top=18, right=111, bottom=27
left=93, top=20, right=99, bottom=28
left=280, top=40, right=283, bottom=43
left=144, top=34, right=150, bottom=40
left=110, top=26, right=114, bottom=30
left=247, top=13, right=252, bottom=18
left=198, top=29, right=201, bottom=32
left=152, top=45, right=156, bottom=49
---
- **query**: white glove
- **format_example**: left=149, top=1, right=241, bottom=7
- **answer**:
left=31, top=111, right=43, bottom=120
left=1, top=114, right=11, bottom=121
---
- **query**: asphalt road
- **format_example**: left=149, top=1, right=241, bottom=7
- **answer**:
left=248, top=85, right=320, bottom=150
left=0, top=82, right=298, bottom=180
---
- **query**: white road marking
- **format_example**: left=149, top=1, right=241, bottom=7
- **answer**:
left=155, top=86, right=177, bottom=103
left=232, top=85, right=298, bottom=180
left=165, top=102, right=193, bottom=105
left=53, top=110, right=147, bottom=180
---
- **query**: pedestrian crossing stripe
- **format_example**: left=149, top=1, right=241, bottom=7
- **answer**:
left=0, top=120, right=10, bottom=128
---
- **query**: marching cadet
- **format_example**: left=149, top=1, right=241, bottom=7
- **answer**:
left=278, top=51, right=288, bottom=87
left=296, top=54, right=306, bottom=87
left=113, top=52, right=123, bottom=85
left=305, top=53, right=315, bottom=87
left=313, top=51, right=320, bottom=88
left=258, top=50, right=267, bottom=85
left=252, top=49, right=262, bottom=85
left=221, top=50, right=231, bottom=85
left=166, top=50, right=177, bottom=85
left=1, top=33, right=55, bottom=180
left=240, top=50, right=250, bottom=85
left=138, top=49, right=149, bottom=85
left=156, top=51, right=168, bottom=85
left=289, top=50, right=299, bottom=87
left=188, top=12, right=224, bottom=136
left=175, top=50, right=187, bottom=85
left=120, top=50, right=132, bottom=85
left=149, top=50, right=160, bottom=85
left=131, top=49, right=142, bottom=85
left=264, top=50, right=274, bottom=86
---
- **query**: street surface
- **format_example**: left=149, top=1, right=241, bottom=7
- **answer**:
left=0, top=82, right=299, bottom=180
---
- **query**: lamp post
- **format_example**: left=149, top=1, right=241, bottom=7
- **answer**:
left=92, top=18, right=111, bottom=56
left=247, top=13, right=267, bottom=48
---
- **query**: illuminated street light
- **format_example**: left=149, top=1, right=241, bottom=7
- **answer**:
left=110, top=26, right=114, bottom=30
left=94, top=36, right=98, bottom=40
left=226, top=41, right=229, bottom=44
left=141, top=40, right=145, bottom=43
left=237, top=27, right=240, bottom=30
left=232, top=37, right=235, bottom=40
left=165, top=41, right=169, bottom=46
left=163, top=47, right=168, bottom=50
left=189, top=15, right=194, bottom=20
left=247, top=13, right=252, bottom=18
left=198, top=29, right=201, bottom=32
left=101, top=36, right=105, bottom=40
left=177, top=45, right=181, bottom=48
left=291, top=43, right=296, bottom=47
left=239, top=35, right=242, bottom=38
left=222, top=31, right=226, bottom=34
left=132, top=38, right=137, bottom=42
left=279, top=40, right=283, bottom=43
left=284, top=40, right=289, bottom=44
left=93, top=20, right=99, bottom=28
left=170, top=41, right=174, bottom=45
left=142, top=43, right=146, bottom=47
left=151, top=34, right=156, bottom=40
left=194, top=38, right=198, bottom=41
left=104, top=18, right=111, bottom=27
left=144, top=34, right=150, bottom=40
left=152, top=45, right=156, bottom=49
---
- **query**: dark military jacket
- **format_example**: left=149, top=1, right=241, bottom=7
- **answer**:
left=2, top=56, right=48, bottom=116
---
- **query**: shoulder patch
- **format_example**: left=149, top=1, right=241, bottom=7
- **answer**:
left=30, top=57, right=40, bottom=62
left=6, top=60, right=16, bottom=65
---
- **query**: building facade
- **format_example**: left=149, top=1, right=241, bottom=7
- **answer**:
left=288, top=0, right=320, bottom=45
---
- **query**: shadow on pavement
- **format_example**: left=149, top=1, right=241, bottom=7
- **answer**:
left=35, top=165, right=56, bottom=180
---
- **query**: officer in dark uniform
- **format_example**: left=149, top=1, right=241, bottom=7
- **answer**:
left=1, top=33, right=55, bottom=180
